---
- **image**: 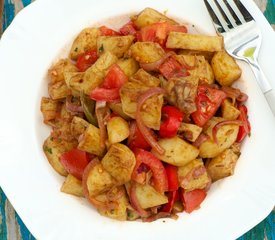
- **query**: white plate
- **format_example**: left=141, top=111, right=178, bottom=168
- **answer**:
left=0, top=0, right=275, bottom=239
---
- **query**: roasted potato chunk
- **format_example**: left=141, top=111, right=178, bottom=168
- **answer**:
left=61, top=174, right=84, bottom=197
left=108, top=102, right=131, bottom=120
left=152, top=136, right=199, bottom=166
left=130, top=42, right=165, bottom=63
left=83, top=159, right=116, bottom=197
left=107, top=117, right=130, bottom=144
left=97, top=35, right=135, bottom=58
left=132, top=7, right=177, bottom=29
left=49, top=81, right=71, bottom=100
left=43, top=135, right=77, bottom=176
left=78, top=124, right=105, bottom=156
left=199, top=117, right=239, bottom=158
left=221, top=99, right=240, bottom=120
left=211, top=51, right=242, bottom=86
left=166, top=32, right=223, bottom=52
left=178, top=123, right=202, bottom=142
left=178, top=49, right=214, bottom=62
left=101, top=143, right=136, bottom=184
left=71, top=116, right=89, bottom=139
left=134, top=183, right=168, bottom=209
left=40, top=97, right=61, bottom=125
left=70, top=28, right=100, bottom=60
left=178, top=159, right=210, bottom=192
left=117, top=58, right=139, bottom=77
left=131, top=68, right=160, bottom=87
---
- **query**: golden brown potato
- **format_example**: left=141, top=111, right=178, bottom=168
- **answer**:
left=178, top=159, right=210, bottom=192
left=117, top=58, right=139, bottom=77
left=97, top=186, right=128, bottom=221
left=206, top=148, right=240, bottom=182
left=152, top=136, right=199, bottom=166
left=199, top=117, right=239, bottom=158
left=84, top=159, right=116, bottom=197
left=132, top=7, right=177, bottom=29
left=48, top=81, right=71, bottom=100
left=166, top=32, right=223, bottom=52
left=71, top=116, right=89, bottom=139
left=211, top=51, right=242, bottom=86
left=78, top=124, right=105, bottom=156
left=40, top=97, right=61, bottom=125
left=134, top=183, right=168, bottom=209
left=107, top=117, right=130, bottom=144
left=221, top=99, right=240, bottom=120
left=97, top=35, right=135, bottom=58
left=178, top=123, right=202, bottom=142
left=108, top=102, right=131, bottom=120
left=69, top=52, right=118, bottom=94
left=43, top=135, right=77, bottom=176
left=70, top=28, right=100, bottom=60
left=131, top=68, right=160, bottom=87
left=61, top=174, right=84, bottom=197
left=101, top=143, right=136, bottom=184
left=178, top=49, right=214, bottom=62
left=129, top=42, right=165, bottom=63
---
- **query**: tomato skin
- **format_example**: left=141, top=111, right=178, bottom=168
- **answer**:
left=90, top=87, right=120, bottom=102
left=179, top=188, right=207, bottom=213
left=119, top=21, right=137, bottom=36
left=159, top=57, right=189, bottom=79
left=159, top=106, right=183, bottom=138
left=132, top=149, right=168, bottom=193
left=76, top=50, right=98, bottom=72
left=99, top=26, right=121, bottom=36
left=164, top=164, right=179, bottom=191
left=191, top=85, right=227, bottom=127
left=161, top=190, right=179, bottom=213
left=236, top=105, right=251, bottom=143
left=60, top=148, right=90, bottom=180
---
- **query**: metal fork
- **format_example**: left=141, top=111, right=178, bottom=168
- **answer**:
left=204, top=0, right=275, bottom=116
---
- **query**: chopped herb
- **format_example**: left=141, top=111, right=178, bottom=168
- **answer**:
left=44, top=146, right=52, bottom=154
left=99, top=45, right=104, bottom=53
left=74, top=47, right=78, bottom=52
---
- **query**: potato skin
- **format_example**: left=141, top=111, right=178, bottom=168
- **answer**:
left=199, top=117, right=239, bottom=158
left=101, top=143, right=136, bottom=184
left=107, top=117, right=130, bottom=144
left=61, top=174, right=84, bottom=197
left=152, top=136, right=199, bottom=166
left=97, top=35, right=134, bottom=58
left=206, top=148, right=240, bottom=182
left=70, top=28, right=100, bottom=60
left=211, top=51, right=242, bottom=86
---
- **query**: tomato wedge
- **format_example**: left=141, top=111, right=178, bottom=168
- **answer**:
left=132, top=149, right=168, bottom=193
left=119, top=21, right=137, bottom=36
left=90, top=88, right=120, bottom=102
left=76, top=50, right=98, bottom=72
left=60, top=148, right=90, bottom=180
left=159, top=106, right=183, bottom=138
left=99, top=26, right=121, bottom=36
left=236, top=105, right=251, bottom=143
left=161, top=190, right=179, bottom=213
left=159, top=56, right=189, bottom=79
left=164, top=164, right=179, bottom=191
left=179, top=188, right=207, bottom=213
left=191, top=85, right=227, bottom=127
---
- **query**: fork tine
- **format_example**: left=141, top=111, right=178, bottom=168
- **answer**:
left=204, top=0, right=230, bottom=32
left=216, top=0, right=238, bottom=27
left=233, top=0, right=254, bottom=22
left=227, top=0, right=246, bottom=24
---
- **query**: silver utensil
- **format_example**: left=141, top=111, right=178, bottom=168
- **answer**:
left=204, top=0, right=275, bottom=116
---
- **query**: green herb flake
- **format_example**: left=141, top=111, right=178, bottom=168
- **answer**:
left=44, top=146, right=52, bottom=154
left=99, top=45, right=104, bottom=53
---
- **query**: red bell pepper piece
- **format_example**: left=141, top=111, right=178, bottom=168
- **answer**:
left=159, top=106, right=184, bottom=138
left=164, top=164, right=179, bottom=191
left=132, top=149, right=168, bottom=193
left=119, top=21, right=137, bottom=36
left=161, top=190, right=179, bottom=213
left=236, top=105, right=251, bottom=143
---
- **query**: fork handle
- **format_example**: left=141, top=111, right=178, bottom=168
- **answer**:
left=249, top=59, right=275, bottom=117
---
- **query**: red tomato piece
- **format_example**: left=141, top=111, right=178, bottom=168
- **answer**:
left=236, top=105, right=251, bottom=143
left=180, top=188, right=207, bottom=213
left=128, top=121, right=152, bottom=151
left=90, top=87, right=120, bottom=102
left=132, top=149, right=168, bottom=193
left=161, top=190, right=179, bottom=213
left=191, top=85, right=227, bottom=127
left=159, top=56, right=189, bottom=79
left=99, top=26, right=121, bottom=36
left=119, top=21, right=137, bottom=36
left=164, top=164, right=179, bottom=191
left=76, top=50, right=98, bottom=72
left=60, top=148, right=90, bottom=180
left=101, top=64, right=128, bottom=89
left=159, top=106, right=183, bottom=138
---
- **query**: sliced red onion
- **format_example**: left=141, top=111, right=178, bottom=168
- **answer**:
left=136, top=87, right=165, bottom=155
left=221, top=86, right=248, bottom=103
left=66, top=95, right=84, bottom=113
left=192, top=133, right=210, bottom=148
